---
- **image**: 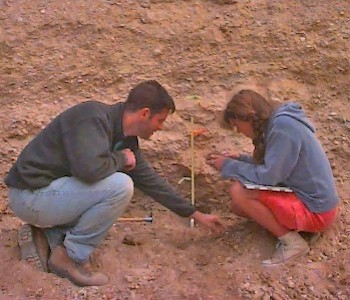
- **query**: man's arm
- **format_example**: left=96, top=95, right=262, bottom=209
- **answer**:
left=62, top=118, right=127, bottom=183
left=126, top=149, right=196, bottom=217
left=127, top=149, right=226, bottom=233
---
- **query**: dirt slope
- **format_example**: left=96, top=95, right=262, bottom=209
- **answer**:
left=0, top=0, right=349, bottom=299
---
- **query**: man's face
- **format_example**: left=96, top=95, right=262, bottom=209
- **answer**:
left=138, top=108, right=170, bottom=139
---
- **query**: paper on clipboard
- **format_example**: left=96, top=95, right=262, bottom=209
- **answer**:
left=241, top=180, right=293, bottom=193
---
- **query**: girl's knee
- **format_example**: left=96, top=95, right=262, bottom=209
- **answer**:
left=229, top=201, right=245, bottom=217
left=229, top=181, right=245, bottom=205
left=229, top=181, right=257, bottom=218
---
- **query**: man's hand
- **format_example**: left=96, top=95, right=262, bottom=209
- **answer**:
left=190, top=211, right=226, bottom=234
left=121, top=148, right=136, bottom=171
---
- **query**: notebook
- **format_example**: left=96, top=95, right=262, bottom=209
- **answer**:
left=241, top=180, right=293, bottom=193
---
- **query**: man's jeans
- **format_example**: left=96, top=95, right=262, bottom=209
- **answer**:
left=8, top=172, right=134, bottom=263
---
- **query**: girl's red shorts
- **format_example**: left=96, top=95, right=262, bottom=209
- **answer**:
left=258, top=191, right=337, bottom=233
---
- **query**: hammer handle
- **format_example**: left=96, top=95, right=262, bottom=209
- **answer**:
left=118, top=217, right=153, bottom=223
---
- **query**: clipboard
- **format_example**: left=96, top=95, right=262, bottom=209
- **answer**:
left=241, top=180, right=293, bottom=193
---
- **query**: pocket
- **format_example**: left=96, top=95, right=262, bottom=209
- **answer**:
left=291, top=201, right=322, bottom=232
left=258, top=191, right=298, bottom=230
left=291, top=201, right=304, bottom=231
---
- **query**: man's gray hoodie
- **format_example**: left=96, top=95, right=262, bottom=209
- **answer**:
left=221, top=102, right=339, bottom=213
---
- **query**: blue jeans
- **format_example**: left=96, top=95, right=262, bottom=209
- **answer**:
left=8, top=172, right=134, bottom=263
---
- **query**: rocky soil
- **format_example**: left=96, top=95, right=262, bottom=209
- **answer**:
left=0, top=0, right=349, bottom=299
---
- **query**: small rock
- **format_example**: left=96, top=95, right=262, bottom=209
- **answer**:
left=122, top=234, right=142, bottom=246
left=140, top=0, right=150, bottom=8
left=153, top=48, right=162, bottom=56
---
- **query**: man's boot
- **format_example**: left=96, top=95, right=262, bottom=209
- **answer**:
left=262, top=231, right=310, bottom=266
left=18, top=224, right=50, bottom=272
left=48, top=245, right=109, bottom=286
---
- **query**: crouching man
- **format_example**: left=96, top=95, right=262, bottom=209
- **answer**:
left=5, top=80, right=225, bottom=286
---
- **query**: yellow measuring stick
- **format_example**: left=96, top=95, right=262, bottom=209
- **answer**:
left=190, top=116, right=195, bottom=228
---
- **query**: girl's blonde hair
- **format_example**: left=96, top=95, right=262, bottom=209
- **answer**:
left=224, top=90, right=280, bottom=164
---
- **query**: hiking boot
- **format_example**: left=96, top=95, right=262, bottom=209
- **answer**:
left=262, top=231, right=310, bottom=266
left=48, top=245, right=108, bottom=287
left=18, top=224, right=50, bottom=272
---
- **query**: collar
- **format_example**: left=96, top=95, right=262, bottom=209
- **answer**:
left=111, top=102, right=126, bottom=142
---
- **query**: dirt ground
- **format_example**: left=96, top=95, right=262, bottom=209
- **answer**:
left=0, top=0, right=349, bottom=299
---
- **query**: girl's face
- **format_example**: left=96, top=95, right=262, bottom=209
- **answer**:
left=229, top=119, right=255, bottom=139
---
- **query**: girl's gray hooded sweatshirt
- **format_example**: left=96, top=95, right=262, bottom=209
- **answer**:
left=221, top=102, right=339, bottom=213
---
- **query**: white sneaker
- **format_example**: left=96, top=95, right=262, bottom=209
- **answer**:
left=262, top=231, right=310, bottom=266
left=300, top=232, right=321, bottom=245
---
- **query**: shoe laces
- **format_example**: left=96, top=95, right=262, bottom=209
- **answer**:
left=275, top=240, right=287, bottom=260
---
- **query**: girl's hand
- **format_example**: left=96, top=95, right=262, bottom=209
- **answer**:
left=206, top=151, right=240, bottom=170
left=221, top=151, right=240, bottom=159
left=206, top=154, right=228, bottom=170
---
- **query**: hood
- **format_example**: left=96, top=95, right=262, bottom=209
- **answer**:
left=270, top=102, right=315, bottom=133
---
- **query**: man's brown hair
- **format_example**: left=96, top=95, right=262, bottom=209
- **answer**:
left=125, top=80, right=175, bottom=115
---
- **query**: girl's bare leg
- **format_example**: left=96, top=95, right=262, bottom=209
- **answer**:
left=229, top=181, right=289, bottom=237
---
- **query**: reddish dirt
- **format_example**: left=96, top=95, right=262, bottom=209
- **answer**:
left=0, top=0, right=349, bottom=299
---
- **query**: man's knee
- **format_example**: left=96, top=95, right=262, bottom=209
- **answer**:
left=104, top=173, right=134, bottom=204
left=114, top=173, right=134, bottom=201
